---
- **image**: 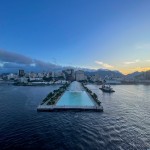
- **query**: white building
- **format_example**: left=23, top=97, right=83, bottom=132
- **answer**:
left=19, top=77, right=28, bottom=83
left=54, top=72, right=64, bottom=77
left=38, top=73, right=44, bottom=78
left=29, top=72, right=37, bottom=78
left=105, top=79, right=121, bottom=84
left=29, top=77, right=43, bottom=81
left=75, top=70, right=86, bottom=81
left=7, top=73, right=18, bottom=80
left=55, top=80, right=68, bottom=84
left=90, top=74, right=101, bottom=82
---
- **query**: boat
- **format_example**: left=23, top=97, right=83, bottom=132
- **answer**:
left=100, top=84, right=115, bottom=93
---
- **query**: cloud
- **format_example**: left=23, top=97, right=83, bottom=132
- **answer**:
left=124, top=59, right=140, bottom=65
left=95, top=61, right=114, bottom=69
left=30, top=63, right=36, bottom=67
left=0, top=49, right=33, bottom=65
left=0, top=49, right=62, bottom=72
left=3, top=62, right=26, bottom=68
left=136, top=44, right=150, bottom=50
left=124, top=59, right=150, bottom=65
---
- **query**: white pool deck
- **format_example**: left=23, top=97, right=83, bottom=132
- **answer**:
left=37, top=105, right=103, bottom=112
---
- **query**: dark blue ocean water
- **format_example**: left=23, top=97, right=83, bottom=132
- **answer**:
left=0, top=84, right=150, bottom=150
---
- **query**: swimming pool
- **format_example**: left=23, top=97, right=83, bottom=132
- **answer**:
left=56, top=91, right=94, bottom=106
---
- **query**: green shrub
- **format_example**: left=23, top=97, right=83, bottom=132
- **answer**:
left=47, top=92, right=53, bottom=98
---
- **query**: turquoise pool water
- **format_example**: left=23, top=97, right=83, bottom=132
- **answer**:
left=56, top=91, right=94, bottom=106
left=56, top=81, right=95, bottom=106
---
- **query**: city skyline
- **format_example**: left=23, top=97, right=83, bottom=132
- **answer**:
left=0, top=0, right=150, bottom=74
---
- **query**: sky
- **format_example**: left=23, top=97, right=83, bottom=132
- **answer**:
left=0, top=0, right=150, bottom=74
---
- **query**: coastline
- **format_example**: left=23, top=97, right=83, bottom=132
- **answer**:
left=1, top=80, right=150, bottom=86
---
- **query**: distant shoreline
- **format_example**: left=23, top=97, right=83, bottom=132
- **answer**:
left=0, top=81, right=150, bottom=86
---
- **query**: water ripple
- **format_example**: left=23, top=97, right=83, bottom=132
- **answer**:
left=0, top=84, right=150, bottom=150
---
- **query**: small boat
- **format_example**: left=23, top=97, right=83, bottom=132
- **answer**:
left=100, top=84, right=115, bottom=93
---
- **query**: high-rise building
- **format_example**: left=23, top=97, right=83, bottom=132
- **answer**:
left=75, top=70, right=86, bottom=81
left=62, top=69, right=75, bottom=81
left=18, top=69, right=25, bottom=77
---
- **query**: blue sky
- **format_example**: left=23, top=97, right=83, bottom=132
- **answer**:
left=0, top=0, right=150, bottom=74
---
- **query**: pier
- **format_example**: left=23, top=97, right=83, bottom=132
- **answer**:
left=37, top=81, right=103, bottom=112
left=37, top=105, right=103, bottom=112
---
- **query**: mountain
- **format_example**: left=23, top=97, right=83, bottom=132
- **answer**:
left=85, top=69, right=124, bottom=78
left=125, top=70, right=150, bottom=80
left=135, top=70, right=150, bottom=80
left=125, top=71, right=142, bottom=79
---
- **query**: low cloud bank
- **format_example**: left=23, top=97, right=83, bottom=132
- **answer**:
left=0, top=49, right=62, bottom=73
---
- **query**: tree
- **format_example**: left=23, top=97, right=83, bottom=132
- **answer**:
left=93, top=93, right=98, bottom=99
left=47, top=92, right=53, bottom=98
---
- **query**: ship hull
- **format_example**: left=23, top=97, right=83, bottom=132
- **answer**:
left=100, top=88, right=115, bottom=93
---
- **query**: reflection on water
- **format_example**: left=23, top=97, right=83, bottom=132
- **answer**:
left=0, top=84, right=150, bottom=150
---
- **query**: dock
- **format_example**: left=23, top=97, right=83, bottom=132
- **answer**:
left=37, top=105, right=103, bottom=112
left=37, top=81, right=103, bottom=112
